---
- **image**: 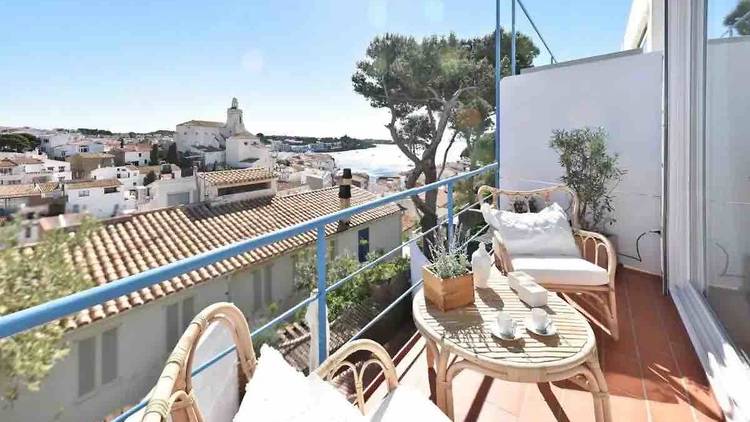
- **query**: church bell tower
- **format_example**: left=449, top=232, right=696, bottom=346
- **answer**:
left=225, top=97, right=247, bottom=136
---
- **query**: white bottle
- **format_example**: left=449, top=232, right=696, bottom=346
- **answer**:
left=471, top=242, right=492, bottom=289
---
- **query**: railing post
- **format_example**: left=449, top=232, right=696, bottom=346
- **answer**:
left=447, top=182, right=454, bottom=244
left=315, top=225, right=328, bottom=364
left=511, top=0, right=517, bottom=75
left=495, top=0, right=502, bottom=189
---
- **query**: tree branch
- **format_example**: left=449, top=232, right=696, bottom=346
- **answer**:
left=437, top=130, right=459, bottom=179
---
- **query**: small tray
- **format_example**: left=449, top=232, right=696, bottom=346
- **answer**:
left=524, top=317, right=557, bottom=336
left=490, top=323, right=524, bottom=341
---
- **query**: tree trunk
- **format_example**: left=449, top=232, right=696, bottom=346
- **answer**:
left=419, top=163, right=439, bottom=259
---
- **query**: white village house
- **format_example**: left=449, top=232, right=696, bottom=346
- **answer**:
left=111, top=143, right=152, bottom=167
left=175, top=98, right=272, bottom=169
left=0, top=173, right=402, bottom=422
left=90, top=165, right=142, bottom=189
left=38, top=132, right=107, bottom=160
left=64, top=179, right=134, bottom=218
left=0, top=154, right=71, bottom=185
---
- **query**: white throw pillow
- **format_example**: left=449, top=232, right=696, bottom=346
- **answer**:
left=234, top=344, right=364, bottom=422
left=366, top=385, right=450, bottom=422
left=491, top=202, right=580, bottom=257
left=480, top=203, right=501, bottom=231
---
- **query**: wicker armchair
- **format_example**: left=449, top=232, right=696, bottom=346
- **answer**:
left=477, top=185, right=619, bottom=341
left=141, top=302, right=399, bottom=422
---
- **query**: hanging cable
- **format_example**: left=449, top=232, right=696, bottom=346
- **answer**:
left=617, top=229, right=661, bottom=262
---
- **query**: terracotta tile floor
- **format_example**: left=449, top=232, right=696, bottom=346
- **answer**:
left=366, top=268, right=725, bottom=422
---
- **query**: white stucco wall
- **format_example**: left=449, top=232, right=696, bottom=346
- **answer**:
left=500, top=51, right=664, bottom=274
left=91, top=166, right=141, bottom=188
left=0, top=214, right=403, bottom=421
left=66, top=187, right=130, bottom=218
left=225, top=137, right=272, bottom=169
left=175, top=124, right=224, bottom=153
left=144, top=177, right=198, bottom=210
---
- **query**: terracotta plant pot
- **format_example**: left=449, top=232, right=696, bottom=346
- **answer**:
left=422, top=265, right=475, bottom=312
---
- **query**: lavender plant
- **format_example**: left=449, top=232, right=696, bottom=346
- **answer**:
left=427, top=228, right=470, bottom=279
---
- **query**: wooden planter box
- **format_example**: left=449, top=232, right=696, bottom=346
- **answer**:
left=422, top=266, right=475, bottom=312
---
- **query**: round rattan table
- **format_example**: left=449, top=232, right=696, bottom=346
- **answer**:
left=412, top=270, right=611, bottom=421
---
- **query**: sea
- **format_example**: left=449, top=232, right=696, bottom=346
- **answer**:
left=326, top=140, right=468, bottom=178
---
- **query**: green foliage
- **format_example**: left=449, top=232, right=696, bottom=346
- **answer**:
left=77, top=128, right=112, bottom=136
left=294, top=249, right=408, bottom=322
left=455, top=133, right=496, bottom=207
left=426, top=229, right=470, bottom=279
left=251, top=327, right=279, bottom=355
left=0, top=133, right=38, bottom=152
left=549, top=127, right=626, bottom=231
left=149, top=144, right=159, bottom=165
left=352, top=30, right=538, bottom=244
left=724, top=0, right=750, bottom=35
left=166, top=143, right=178, bottom=165
left=143, top=170, right=157, bottom=186
left=0, top=217, right=99, bottom=401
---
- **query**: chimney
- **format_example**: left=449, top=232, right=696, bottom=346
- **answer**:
left=339, top=168, right=352, bottom=225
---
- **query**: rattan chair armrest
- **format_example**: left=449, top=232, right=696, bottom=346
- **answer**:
left=314, top=339, right=399, bottom=412
left=573, top=229, right=617, bottom=284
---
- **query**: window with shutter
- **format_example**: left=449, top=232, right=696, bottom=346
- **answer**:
left=263, top=265, right=272, bottom=304
left=182, top=297, right=195, bottom=329
left=358, top=228, right=370, bottom=262
left=78, top=337, right=96, bottom=397
left=252, top=270, right=262, bottom=311
left=166, top=303, right=180, bottom=351
left=101, top=328, right=118, bottom=384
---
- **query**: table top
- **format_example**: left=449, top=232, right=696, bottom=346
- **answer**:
left=412, top=268, right=596, bottom=372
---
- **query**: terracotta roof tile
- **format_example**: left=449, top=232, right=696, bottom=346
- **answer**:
left=199, top=168, right=274, bottom=186
left=177, top=120, right=224, bottom=128
left=65, top=179, right=122, bottom=190
left=59, top=186, right=400, bottom=330
left=0, top=182, right=60, bottom=199
left=9, top=156, right=43, bottom=165
left=115, top=144, right=151, bottom=153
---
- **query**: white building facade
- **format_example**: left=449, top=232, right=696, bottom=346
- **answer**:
left=0, top=154, right=71, bottom=185
left=64, top=179, right=134, bottom=218
left=91, top=166, right=141, bottom=188
left=175, top=98, right=272, bottom=169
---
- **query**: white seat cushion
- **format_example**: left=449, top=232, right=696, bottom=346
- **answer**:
left=235, top=344, right=364, bottom=421
left=510, top=255, right=609, bottom=286
left=366, top=385, right=450, bottom=422
left=482, top=202, right=580, bottom=257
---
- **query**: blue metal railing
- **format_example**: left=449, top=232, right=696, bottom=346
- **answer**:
left=510, top=0, right=557, bottom=74
left=0, top=163, right=496, bottom=339
left=1, top=2, right=512, bottom=419
left=110, top=191, right=494, bottom=421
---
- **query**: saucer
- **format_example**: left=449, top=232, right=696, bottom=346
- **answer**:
left=490, top=324, right=523, bottom=341
left=524, top=316, right=557, bottom=336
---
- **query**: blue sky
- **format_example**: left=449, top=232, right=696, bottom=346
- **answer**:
left=0, top=1, right=636, bottom=138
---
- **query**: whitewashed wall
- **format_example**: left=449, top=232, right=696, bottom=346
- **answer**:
left=499, top=51, right=664, bottom=274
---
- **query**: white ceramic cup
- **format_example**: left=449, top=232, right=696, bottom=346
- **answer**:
left=496, top=312, right=515, bottom=336
left=530, top=308, right=549, bottom=331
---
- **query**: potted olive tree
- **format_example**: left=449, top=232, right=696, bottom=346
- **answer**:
left=549, top=127, right=626, bottom=232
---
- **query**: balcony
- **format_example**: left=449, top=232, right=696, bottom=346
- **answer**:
left=2, top=1, right=750, bottom=421
left=366, top=267, right=723, bottom=422
left=0, top=162, right=727, bottom=422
